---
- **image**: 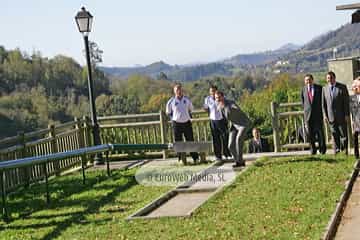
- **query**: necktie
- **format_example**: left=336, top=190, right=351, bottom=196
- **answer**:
left=307, top=87, right=313, bottom=103
left=331, top=85, right=335, bottom=99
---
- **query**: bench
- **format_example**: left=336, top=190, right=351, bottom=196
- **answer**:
left=171, top=141, right=212, bottom=165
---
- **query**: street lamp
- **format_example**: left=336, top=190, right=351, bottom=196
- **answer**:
left=75, top=7, right=103, bottom=165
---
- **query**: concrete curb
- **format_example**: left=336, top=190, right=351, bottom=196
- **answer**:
left=322, top=159, right=360, bottom=240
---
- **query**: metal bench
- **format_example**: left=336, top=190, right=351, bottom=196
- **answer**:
left=171, top=141, right=212, bottom=165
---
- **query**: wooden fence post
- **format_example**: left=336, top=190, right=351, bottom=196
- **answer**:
left=83, top=116, right=92, bottom=147
left=18, top=131, right=30, bottom=187
left=271, top=102, right=281, bottom=152
left=74, top=117, right=87, bottom=184
left=160, top=110, right=168, bottom=160
left=48, top=124, right=60, bottom=176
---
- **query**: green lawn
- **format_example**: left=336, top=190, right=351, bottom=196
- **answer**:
left=0, top=154, right=356, bottom=240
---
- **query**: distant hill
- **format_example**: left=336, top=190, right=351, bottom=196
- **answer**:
left=100, top=44, right=299, bottom=81
left=223, top=43, right=301, bottom=66
left=101, top=23, right=360, bottom=80
left=99, top=61, right=174, bottom=79
left=277, top=23, right=360, bottom=72
left=100, top=61, right=234, bottom=81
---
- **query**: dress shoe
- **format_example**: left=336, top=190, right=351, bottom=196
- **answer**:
left=232, top=162, right=245, bottom=168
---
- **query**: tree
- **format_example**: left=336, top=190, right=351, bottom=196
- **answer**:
left=140, top=93, right=171, bottom=112
left=83, top=41, right=103, bottom=68
left=2, top=49, right=32, bottom=92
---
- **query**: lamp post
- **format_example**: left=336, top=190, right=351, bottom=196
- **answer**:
left=75, top=7, right=103, bottom=165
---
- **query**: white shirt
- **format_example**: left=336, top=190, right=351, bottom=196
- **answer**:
left=204, top=96, right=223, bottom=120
left=166, top=96, right=193, bottom=123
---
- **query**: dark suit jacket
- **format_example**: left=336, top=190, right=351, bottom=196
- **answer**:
left=248, top=138, right=270, bottom=153
left=301, top=84, right=323, bottom=126
left=222, top=99, right=251, bottom=130
left=322, top=82, right=350, bottom=124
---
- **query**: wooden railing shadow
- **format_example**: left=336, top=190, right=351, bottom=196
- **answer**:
left=0, top=170, right=138, bottom=240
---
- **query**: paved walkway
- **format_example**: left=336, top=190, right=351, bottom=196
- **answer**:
left=335, top=172, right=360, bottom=240
left=132, top=162, right=240, bottom=218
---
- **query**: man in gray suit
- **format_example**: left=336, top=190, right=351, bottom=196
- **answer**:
left=301, top=74, right=326, bottom=154
left=322, top=71, right=350, bottom=154
left=215, top=91, right=251, bottom=168
left=350, top=78, right=360, bottom=158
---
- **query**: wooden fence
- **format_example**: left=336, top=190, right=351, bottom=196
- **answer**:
left=98, top=110, right=211, bottom=158
left=0, top=117, right=92, bottom=191
left=5, top=100, right=348, bottom=190
left=271, top=101, right=352, bottom=152
left=0, top=110, right=211, bottom=191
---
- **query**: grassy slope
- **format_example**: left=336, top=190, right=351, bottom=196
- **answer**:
left=0, top=154, right=355, bottom=240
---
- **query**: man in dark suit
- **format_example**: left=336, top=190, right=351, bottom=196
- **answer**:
left=322, top=71, right=350, bottom=154
left=215, top=91, right=251, bottom=168
left=248, top=128, right=270, bottom=153
left=301, top=74, right=326, bottom=154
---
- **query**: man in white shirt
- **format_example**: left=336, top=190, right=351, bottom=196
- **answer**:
left=204, top=85, right=231, bottom=161
left=166, top=84, right=199, bottom=162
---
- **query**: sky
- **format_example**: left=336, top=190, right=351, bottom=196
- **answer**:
left=0, top=0, right=356, bottom=67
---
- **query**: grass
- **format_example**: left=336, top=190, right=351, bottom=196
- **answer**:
left=0, top=154, right=356, bottom=240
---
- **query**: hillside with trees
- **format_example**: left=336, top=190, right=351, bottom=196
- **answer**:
left=276, top=23, right=360, bottom=73
left=2, top=21, right=358, bottom=138
left=0, top=46, right=110, bottom=137
left=0, top=43, right=305, bottom=140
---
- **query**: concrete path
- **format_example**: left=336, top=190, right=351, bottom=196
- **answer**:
left=129, top=161, right=254, bottom=219
left=335, top=172, right=360, bottom=240
left=146, top=191, right=212, bottom=217
left=95, top=150, right=317, bottom=219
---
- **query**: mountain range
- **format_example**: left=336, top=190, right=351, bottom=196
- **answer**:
left=100, top=23, right=360, bottom=80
